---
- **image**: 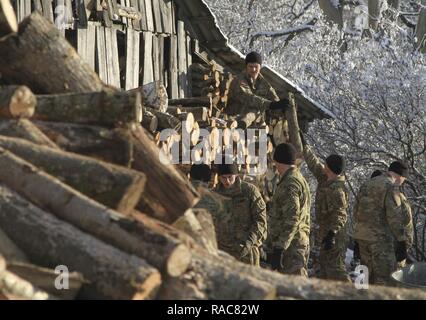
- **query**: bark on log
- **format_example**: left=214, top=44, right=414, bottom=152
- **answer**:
left=0, top=119, right=59, bottom=149
left=0, top=185, right=161, bottom=299
left=33, top=121, right=133, bottom=166
left=0, top=12, right=107, bottom=94
left=216, top=251, right=426, bottom=300
left=285, top=92, right=303, bottom=159
left=130, top=125, right=199, bottom=223
left=0, top=227, right=28, bottom=263
left=173, top=209, right=218, bottom=255
left=157, top=250, right=276, bottom=300
left=34, top=90, right=142, bottom=127
left=142, top=109, right=158, bottom=133
left=128, top=81, right=168, bottom=113
left=168, top=97, right=212, bottom=108
left=146, top=107, right=181, bottom=131
left=0, top=136, right=146, bottom=214
left=0, top=148, right=191, bottom=277
left=7, top=261, right=85, bottom=300
left=168, top=106, right=210, bottom=122
left=0, top=86, right=36, bottom=119
left=0, top=0, right=17, bottom=38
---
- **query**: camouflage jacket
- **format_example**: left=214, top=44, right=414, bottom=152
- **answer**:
left=226, top=72, right=279, bottom=116
left=304, top=146, right=349, bottom=240
left=398, top=191, right=414, bottom=247
left=269, top=167, right=311, bottom=250
left=353, top=173, right=406, bottom=242
left=214, top=178, right=267, bottom=254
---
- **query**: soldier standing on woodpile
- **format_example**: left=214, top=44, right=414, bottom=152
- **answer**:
left=268, top=143, right=311, bottom=276
left=226, top=51, right=290, bottom=118
left=353, top=161, right=410, bottom=285
left=214, top=160, right=267, bottom=267
left=300, top=133, right=351, bottom=282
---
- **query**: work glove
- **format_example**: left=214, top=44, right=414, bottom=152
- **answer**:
left=353, top=240, right=361, bottom=261
left=240, top=240, right=253, bottom=259
left=322, top=230, right=336, bottom=251
left=269, top=98, right=290, bottom=111
left=395, top=241, right=407, bottom=262
left=269, top=246, right=283, bottom=270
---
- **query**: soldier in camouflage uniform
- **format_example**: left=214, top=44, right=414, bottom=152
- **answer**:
left=394, top=189, right=414, bottom=269
left=226, top=51, right=290, bottom=118
left=214, top=162, right=267, bottom=267
left=302, top=139, right=351, bottom=282
left=353, top=161, right=410, bottom=285
left=268, top=143, right=311, bottom=276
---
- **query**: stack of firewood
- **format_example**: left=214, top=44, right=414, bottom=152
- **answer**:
left=0, top=4, right=425, bottom=301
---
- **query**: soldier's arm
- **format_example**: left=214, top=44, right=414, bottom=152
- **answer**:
left=384, top=187, right=406, bottom=242
left=274, top=183, right=302, bottom=250
left=268, top=86, right=280, bottom=102
left=228, top=78, right=272, bottom=113
left=303, top=145, right=327, bottom=183
left=326, top=187, right=348, bottom=233
left=247, top=187, right=267, bottom=246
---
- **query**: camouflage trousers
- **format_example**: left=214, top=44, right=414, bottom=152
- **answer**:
left=279, top=236, right=310, bottom=277
left=358, top=239, right=396, bottom=285
left=319, top=231, right=351, bottom=282
left=224, top=245, right=260, bottom=267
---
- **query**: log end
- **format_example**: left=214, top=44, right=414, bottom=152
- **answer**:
left=166, top=244, right=192, bottom=278
left=0, top=0, right=18, bottom=35
left=10, top=86, right=36, bottom=118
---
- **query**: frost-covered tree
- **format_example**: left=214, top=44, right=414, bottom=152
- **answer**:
left=206, top=0, right=426, bottom=260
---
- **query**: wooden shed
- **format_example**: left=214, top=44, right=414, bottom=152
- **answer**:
left=11, top=0, right=333, bottom=123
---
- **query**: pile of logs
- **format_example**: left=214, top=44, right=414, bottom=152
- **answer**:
left=0, top=5, right=425, bottom=301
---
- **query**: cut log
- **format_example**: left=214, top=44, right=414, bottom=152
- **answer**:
left=0, top=227, right=28, bottom=263
left=128, top=81, right=168, bottom=113
left=0, top=136, right=146, bottom=214
left=0, top=86, right=36, bottom=119
left=157, top=250, right=276, bottom=300
left=142, top=109, right=158, bottom=133
left=34, top=90, right=142, bottom=127
left=130, top=125, right=199, bottom=223
left=0, top=147, right=191, bottom=277
left=168, top=97, right=212, bottom=108
left=146, top=107, right=181, bottom=131
left=236, top=112, right=256, bottom=129
left=0, top=185, right=161, bottom=299
left=173, top=208, right=218, bottom=255
left=0, top=119, right=59, bottom=149
left=0, top=0, right=17, bottom=38
left=0, top=12, right=107, bottom=94
left=285, top=92, right=303, bottom=158
left=0, top=268, right=56, bottom=300
left=215, top=251, right=426, bottom=300
left=168, top=106, right=210, bottom=122
left=7, top=262, right=85, bottom=300
left=33, top=121, right=133, bottom=166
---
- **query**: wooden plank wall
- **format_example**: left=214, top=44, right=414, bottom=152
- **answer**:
left=12, top=0, right=195, bottom=97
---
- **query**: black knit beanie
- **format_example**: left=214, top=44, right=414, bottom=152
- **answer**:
left=325, top=154, right=346, bottom=175
left=273, top=143, right=296, bottom=165
left=190, top=164, right=212, bottom=183
left=388, top=161, right=409, bottom=178
left=245, top=51, right=262, bottom=65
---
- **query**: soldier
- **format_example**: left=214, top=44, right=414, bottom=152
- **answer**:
left=214, top=161, right=267, bottom=267
left=190, top=164, right=231, bottom=244
left=226, top=51, right=290, bottom=117
left=353, top=161, right=409, bottom=285
left=301, top=135, right=350, bottom=282
left=268, top=143, right=311, bottom=276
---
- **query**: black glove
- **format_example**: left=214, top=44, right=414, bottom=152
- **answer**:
left=299, top=130, right=307, bottom=146
left=395, top=241, right=407, bottom=262
left=269, top=246, right=282, bottom=270
left=269, top=98, right=290, bottom=111
left=322, top=231, right=336, bottom=251
left=353, top=240, right=361, bottom=261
